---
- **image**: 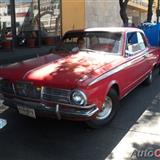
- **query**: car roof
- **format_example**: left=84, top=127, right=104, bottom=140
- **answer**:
left=85, top=27, right=142, bottom=32
left=65, top=27, right=143, bottom=34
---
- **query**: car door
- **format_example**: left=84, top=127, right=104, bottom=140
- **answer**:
left=122, top=31, right=151, bottom=92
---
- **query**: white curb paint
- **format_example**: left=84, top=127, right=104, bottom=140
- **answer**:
left=0, top=119, right=7, bottom=129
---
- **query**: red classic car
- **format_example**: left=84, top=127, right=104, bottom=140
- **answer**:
left=0, top=27, right=160, bottom=128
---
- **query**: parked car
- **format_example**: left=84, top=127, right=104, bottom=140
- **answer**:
left=0, top=27, right=160, bottom=128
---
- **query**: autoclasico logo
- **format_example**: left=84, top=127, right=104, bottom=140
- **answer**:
left=131, top=148, right=160, bottom=158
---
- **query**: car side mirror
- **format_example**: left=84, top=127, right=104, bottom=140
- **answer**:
left=125, top=50, right=133, bottom=57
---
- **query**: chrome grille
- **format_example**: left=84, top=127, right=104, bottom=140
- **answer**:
left=0, top=80, right=14, bottom=94
left=42, top=87, right=71, bottom=104
left=14, top=81, right=41, bottom=99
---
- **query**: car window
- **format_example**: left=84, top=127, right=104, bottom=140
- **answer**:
left=137, top=32, right=146, bottom=50
left=60, top=31, right=123, bottom=54
left=126, top=32, right=146, bottom=56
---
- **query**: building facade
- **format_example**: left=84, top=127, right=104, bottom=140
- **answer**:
left=0, top=0, right=61, bottom=49
left=127, top=0, right=157, bottom=26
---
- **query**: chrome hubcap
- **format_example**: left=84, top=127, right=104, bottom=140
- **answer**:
left=96, top=96, right=112, bottom=120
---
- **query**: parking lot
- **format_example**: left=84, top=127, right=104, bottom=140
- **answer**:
left=0, top=70, right=160, bottom=160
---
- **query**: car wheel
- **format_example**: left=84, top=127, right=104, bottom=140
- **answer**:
left=143, top=71, right=153, bottom=86
left=86, top=88, right=119, bottom=128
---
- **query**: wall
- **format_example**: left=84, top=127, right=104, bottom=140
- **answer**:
left=85, top=0, right=122, bottom=28
left=61, top=0, right=85, bottom=35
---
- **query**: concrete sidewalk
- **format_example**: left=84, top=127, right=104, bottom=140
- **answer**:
left=106, top=92, right=160, bottom=160
left=0, top=46, right=54, bottom=65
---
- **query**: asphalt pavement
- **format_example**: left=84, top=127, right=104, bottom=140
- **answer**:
left=0, top=70, right=160, bottom=160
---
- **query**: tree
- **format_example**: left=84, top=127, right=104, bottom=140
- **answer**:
left=147, top=0, right=154, bottom=22
left=119, top=0, right=129, bottom=26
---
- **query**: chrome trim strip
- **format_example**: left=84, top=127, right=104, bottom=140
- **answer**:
left=56, top=104, right=61, bottom=120
left=3, top=97, right=98, bottom=118
left=61, top=107, right=99, bottom=117
left=89, top=52, right=149, bottom=86
left=7, top=98, right=95, bottom=109
left=40, top=87, right=44, bottom=100
left=89, top=63, right=128, bottom=86
left=57, top=101, right=94, bottom=109
left=12, top=83, right=16, bottom=95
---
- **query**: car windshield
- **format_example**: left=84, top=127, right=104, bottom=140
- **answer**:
left=56, top=31, right=123, bottom=54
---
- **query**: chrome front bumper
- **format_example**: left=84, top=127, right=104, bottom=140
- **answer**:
left=3, top=97, right=99, bottom=120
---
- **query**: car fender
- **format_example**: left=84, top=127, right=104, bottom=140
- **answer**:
left=104, top=80, right=120, bottom=99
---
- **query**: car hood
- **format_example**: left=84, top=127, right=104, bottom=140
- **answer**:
left=0, top=51, right=125, bottom=88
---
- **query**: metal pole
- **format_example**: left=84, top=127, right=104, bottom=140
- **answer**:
left=157, top=0, right=160, bottom=24
left=157, top=0, right=160, bottom=46
left=10, top=0, right=16, bottom=50
left=60, top=0, right=63, bottom=37
left=37, top=0, right=41, bottom=47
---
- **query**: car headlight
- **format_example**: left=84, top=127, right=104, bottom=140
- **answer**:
left=70, top=90, right=87, bottom=106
